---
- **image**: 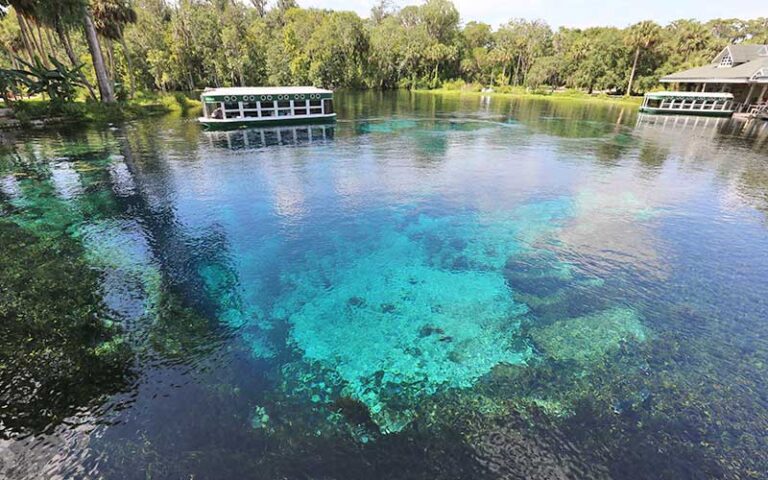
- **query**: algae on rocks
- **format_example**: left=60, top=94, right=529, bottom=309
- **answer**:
left=530, top=307, right=646, bottom=364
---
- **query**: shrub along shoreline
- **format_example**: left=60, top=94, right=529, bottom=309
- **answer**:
left=1, top=87, right=643, bottom=130
left=0, top=93, right=200, bottom=129
left=0, top=0, right=764, bottom=114
left=415, top=86, right=644, bottom=106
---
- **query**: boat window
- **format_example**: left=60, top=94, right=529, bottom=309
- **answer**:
left=323, top=99, right=334, bottom=114
left=224, top=102, right=239, bottom=111
left=646, top=99, right=661, bottom=108
left=294, top=106, right=307, bottom=115
left=224, top=110, right=241, bottom=119
left=243, top=110, right=260, bottom=118
left=309, top=99, right=323, bottom=114
left=277, top=100, right=292, bottom=117
left=243, top=102, right=259, bottom=110
left=260, top=101, right=276, bottom=116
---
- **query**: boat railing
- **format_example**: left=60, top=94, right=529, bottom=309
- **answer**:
left=203, top=98, right=333, bottom=120
left=748, top=102, right=767, bottom=115
left=651, top=96, right=733, bottom=112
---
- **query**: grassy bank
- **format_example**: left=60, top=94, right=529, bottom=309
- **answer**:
left=415, top=86, right=643, bottom=107
left=1, top=93, right=201, bottom=128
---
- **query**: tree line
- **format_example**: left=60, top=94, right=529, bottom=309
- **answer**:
left=0, top=0, right=767, bottom=103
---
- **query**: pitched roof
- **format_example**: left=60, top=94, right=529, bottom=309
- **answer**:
left=727, top=44, right=767, bottom=63
left=661, top=45, right=768, bottom=83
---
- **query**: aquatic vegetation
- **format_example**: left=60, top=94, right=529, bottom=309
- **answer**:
left=0, top=220, right=132, bottom=435
left=0, top=147, right=230, bottom=384
left=530, top=308, right=646, bottom=364
left=356, top=119, right=419, bottom=134
left=250, top=405, right=271, bottom=430
left=74, top=219, right=163, bottom=315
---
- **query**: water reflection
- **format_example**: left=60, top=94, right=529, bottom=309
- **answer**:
left=204, top=124, right=335, bottom=151
left=2, top=93, right=768, bottom=479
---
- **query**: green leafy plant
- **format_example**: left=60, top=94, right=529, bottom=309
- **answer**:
left=0, top=68, right=25, bottom=105
left=13, top=56, right=89, bottom=106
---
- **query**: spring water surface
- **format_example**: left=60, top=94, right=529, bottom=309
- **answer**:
left=1, top=91, right=768, bottom=479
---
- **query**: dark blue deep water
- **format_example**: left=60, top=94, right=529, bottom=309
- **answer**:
left=2, top=92, right=768, bottom=479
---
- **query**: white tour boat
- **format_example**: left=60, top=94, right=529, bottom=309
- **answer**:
left=199, top=87, right=336, bottom=129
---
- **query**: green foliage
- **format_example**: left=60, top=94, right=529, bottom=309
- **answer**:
left=441, top=78, right=466, bottom=90
left=13, top=55, right=88, bottom=106
left=0, top=0, right=766, bottom=98
left=0, top=66, right=25, bottom=102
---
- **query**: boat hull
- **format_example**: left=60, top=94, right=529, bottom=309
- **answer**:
left=638, top=107, right=733, bottom=118
left=199, top=114, right=336, bottom=130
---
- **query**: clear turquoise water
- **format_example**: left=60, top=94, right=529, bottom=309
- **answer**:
left=2, top=92, right=768, bottom=479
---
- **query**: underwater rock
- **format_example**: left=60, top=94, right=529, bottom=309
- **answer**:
left=331, top=397, right=378, bottom=432
left=418, top=325, right=446, bottom=337
left=250, top=405, right=270, bottom=430
left=530, top=307, right=646, bottom=364
left=347, top=296, right=366, bottom=307
left=380, top=303, right=396, bottom=313
left=269, top=204, right=581, bottom=432
left=611, top=388, right=652, bottom=416
left=469, top=416, right=610, bottom=480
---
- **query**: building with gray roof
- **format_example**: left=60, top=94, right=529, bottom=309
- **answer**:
left=660, top=44, right=768, bottom=111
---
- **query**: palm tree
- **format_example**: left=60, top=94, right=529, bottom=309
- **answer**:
left=1, top=0, right=114, bottom=102
left=0, top=0, right=44, bottom=62
left=81, top=1, right=115, bottom=102
left=37, top=0, right=100, bottom=100
left=92, top=0, right=137, bottom=96
left=624, top=20, right=661, bottom=96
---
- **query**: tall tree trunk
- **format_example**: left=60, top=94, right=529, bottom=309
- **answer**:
left=44, top=28, right=58, bottom=60
left=18, top=16, right=44, bottom=63
left=118, top=33, right=136, bottom=98
left=82, top=6, right=115, bottom=103
left=25, top=21, right=49, bottom=66
left=626, top=47, right=640, bottom=97
left=17, top=16, right=36, bottom=62
left=54, top=22, right=98, bottom=101
left=35, top=24, right=48, bottom=64
left=103, top=39, right=115, bottom=82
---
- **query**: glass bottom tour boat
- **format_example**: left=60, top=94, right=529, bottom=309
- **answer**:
left=639, top=91, right=735, bottom=117
left=199, top=87, right=336, bottom=129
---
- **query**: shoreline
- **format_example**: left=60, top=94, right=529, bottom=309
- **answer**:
left=0, top=95, right=202, bottom=130
left=413, top=88, right=644, bottom=107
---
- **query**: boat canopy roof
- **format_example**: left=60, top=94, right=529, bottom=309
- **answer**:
left=201, top=87, right=333, bottom=102
left=643, top=91, right=734, bottom=100
left=202, top=86, right=332, bottom=97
